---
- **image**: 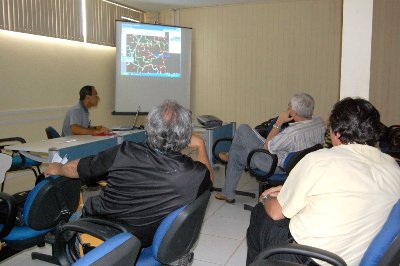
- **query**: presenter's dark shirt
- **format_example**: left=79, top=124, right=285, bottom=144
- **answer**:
left=77, top=141, right=211, bottom=247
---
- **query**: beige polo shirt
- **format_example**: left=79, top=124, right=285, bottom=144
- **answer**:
left=278, top=144, right=400, bottom=266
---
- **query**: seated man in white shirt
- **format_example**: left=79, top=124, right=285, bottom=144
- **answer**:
left=246, top=97, right=400, bottom=265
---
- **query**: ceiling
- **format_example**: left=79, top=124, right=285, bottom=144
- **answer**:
left=112, top=0, right=272, bottom=12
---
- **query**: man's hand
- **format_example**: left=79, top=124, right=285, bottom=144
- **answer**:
left=275, top=111, right=294, bottom=127
left=260, top=185, right=282, bottom=199
left=260, top=185, right=285, bottom=220
left=44, top=160, right=80, bottom=179
left=44, top=162, right=63, bottom=177
left=92, top=126, right=111, bottom=135
left=264, top=110, right=295, bottom=150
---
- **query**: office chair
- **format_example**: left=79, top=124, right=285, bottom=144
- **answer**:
left=0, top=175, right=81, bottom=262
left=247, top=144, right=323, bottom=197
left=211, top=138, right=256, bottom=200
left=0, top=137, right=42, bottom=191
left=249, top=199, right=400, bottom=266
left=56, top=190, right=211, bottom=266
left=45, top=126, right=61, bottom=139
left=136, top=189, right=211, bottom=266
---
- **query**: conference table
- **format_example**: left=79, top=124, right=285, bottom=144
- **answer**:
left=5, top=130, right=147, bottom=163
left=5, top=122, right=236, bottom=165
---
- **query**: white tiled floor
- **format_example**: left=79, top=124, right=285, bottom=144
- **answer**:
left=1, top=165, right=259, bottom=265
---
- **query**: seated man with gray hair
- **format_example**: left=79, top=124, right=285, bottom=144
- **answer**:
left=215, top=93, right=326, bottom=203
left=45, top=100, right=213, bottom=247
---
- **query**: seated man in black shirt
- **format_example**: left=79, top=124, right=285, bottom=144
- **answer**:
left=44, top=100, right=213, bottom=247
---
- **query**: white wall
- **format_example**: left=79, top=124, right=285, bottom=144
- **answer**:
left=340, top=0, right=374, bottom=99
left=0, top=30, right=144, bottom=141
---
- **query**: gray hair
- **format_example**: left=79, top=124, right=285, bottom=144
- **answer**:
left=146, top=100, right=192, bottom=152
left=290, top=93, right=315, bottom=119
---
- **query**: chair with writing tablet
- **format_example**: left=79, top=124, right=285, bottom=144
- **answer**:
left=0, top=137, right=42, bottom=191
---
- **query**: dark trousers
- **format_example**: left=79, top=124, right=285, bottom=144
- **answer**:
left=246, top=203, right=307, bottom=265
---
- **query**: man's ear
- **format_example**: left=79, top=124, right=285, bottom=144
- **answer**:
left=330, top=131, right=342, bottom=146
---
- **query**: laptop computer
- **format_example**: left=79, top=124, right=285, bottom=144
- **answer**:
left=112, top=106, right=141, bottom=131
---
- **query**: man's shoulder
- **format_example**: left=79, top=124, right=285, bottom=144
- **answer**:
left=121, top=140, right=147, bottom=151
left=66, top=102, right=84, bottom=114
left=281, top=117, right=325, bottom=136
left=296, top=116, right=324, bottom=127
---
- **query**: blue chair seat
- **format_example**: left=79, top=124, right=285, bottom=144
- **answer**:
left=2, top=225, right=52, bottom=241
left=11, top=155, right=41, bottom=168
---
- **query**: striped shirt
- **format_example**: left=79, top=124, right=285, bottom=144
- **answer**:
left=268, top=116, right=326, bottom=167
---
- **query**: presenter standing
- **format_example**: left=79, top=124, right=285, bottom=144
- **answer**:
left=61, top=85, right=110, bottom=136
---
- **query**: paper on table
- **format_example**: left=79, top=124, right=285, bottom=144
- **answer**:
left=51, top=153, right=68, bottom=164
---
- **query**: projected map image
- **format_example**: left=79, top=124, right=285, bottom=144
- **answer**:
left=120, top=24, right=181, bottom=78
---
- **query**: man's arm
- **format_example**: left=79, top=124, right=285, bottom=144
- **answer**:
left=264, top=111, right=294, bottom=150
left=260, top=186, right=285, bottom=220
left=188, top=134, right=215, bottom=183
left=71, top=124, right=110, bottom=135
left=44, top=159, right=80, bottom=178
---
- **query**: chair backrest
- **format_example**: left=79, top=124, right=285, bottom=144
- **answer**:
left=0, top=153, right=12, bottom=185
left=24, top=175, right=81, bottom=230
left=283, top=144, right=323, bottom=173
left=72, top=232, right=141, bottom=266
left=46, top=126, right=61, bottom=139
left=152, top=190, right=211, bottom=264
left=360, top=199, right=400, bottom=266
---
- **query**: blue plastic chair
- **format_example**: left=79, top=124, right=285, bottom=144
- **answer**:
left=136, top=189, right=212, bottom=266
left=247, top=144, right=323, bottom=196
left=56, top=190, right=211, bottom=266
left=0, top=175, right=81, bottom=251
left=360, top=199, right=400, bottom=266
